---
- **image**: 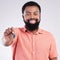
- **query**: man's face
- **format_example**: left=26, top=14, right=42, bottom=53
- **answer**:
left=22, top=6, right=41, bottom=31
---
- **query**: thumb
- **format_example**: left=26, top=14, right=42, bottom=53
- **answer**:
left=11, top=27, right=15, bottom=38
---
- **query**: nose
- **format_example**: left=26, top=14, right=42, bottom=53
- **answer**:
left=30, top=13, right=35, bottom=18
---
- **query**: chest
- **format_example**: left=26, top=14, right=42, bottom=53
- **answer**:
left=18, top=33, right=51, bottom=52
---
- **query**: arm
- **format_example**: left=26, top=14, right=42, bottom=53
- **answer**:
left=49, top=34, right=58, bottom=60
left=49, top=57, right=57, bottom=60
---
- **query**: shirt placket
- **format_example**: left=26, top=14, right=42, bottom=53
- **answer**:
left=32, top=34, right=36, bottom=60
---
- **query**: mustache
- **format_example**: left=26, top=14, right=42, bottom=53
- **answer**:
left=27, top=18, right=38, bottom=22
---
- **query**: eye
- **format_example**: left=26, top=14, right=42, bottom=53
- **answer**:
left=34, top=13, right=38, bottom=15
left=26, top=13, right=30, bottom=16
left=34, top=12, right=39, bottom=16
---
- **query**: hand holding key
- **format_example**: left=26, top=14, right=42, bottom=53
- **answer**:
left=4, top=27, right=15, bottom=46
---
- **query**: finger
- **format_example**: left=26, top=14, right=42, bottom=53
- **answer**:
left=11, top=27, right=15, bottom=33
left=4, top=28, right=12, bottom=36
left=5, top=28, right=12, bottom=35
left=4, top=31, right=9, bottom=36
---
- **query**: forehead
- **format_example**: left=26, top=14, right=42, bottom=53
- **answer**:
left=24, top=6, right=39, bottom=13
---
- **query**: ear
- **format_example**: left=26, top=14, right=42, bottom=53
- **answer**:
left=22, top=14, right=24, bottom=19
left=39, top=13, right=41, bottom=21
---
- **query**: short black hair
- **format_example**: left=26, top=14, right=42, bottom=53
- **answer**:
left=22, top=1, right=41, bottom=14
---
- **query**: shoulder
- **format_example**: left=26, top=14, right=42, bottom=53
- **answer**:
left=39, top=28, right=55, bottom=39
left=13, top=27, right=25, bottom=33
left=39, top=28, right=52, bottom=34
left=39, top=28, right=56, bottom=44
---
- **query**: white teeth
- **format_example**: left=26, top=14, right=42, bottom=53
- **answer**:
left=29, top=20, right=36, bottom=24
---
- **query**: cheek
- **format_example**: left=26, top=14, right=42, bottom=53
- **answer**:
left=23, top=16, right=29, bottom=22
left=23, top=16, right=30, bottom=22
left=23, top=14, right=30, bottom=22
left=36, top=16, right=40, bottom=21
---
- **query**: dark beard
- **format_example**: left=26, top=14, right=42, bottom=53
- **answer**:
left=24, top=18, right=40, bottom=31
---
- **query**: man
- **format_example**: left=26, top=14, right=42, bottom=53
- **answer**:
left=4, top=1, right=57, bottom=60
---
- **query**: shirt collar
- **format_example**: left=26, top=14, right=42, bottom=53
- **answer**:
left=23, top=26, right=42, bottom=35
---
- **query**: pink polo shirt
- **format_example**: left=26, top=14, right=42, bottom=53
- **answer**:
left=11, top=27, right=57, bottom=60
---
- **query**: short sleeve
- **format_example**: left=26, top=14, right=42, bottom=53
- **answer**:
left=49, top=34, right=58, bottom=58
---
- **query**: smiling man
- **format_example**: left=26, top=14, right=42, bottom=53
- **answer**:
left=4, top=1, right=57, bottom=60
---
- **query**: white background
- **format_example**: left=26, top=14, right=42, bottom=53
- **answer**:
left=0, top=0, right=60, bottom=60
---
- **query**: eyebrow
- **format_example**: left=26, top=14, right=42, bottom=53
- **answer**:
left=25, top=11, right=39, bottom=13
